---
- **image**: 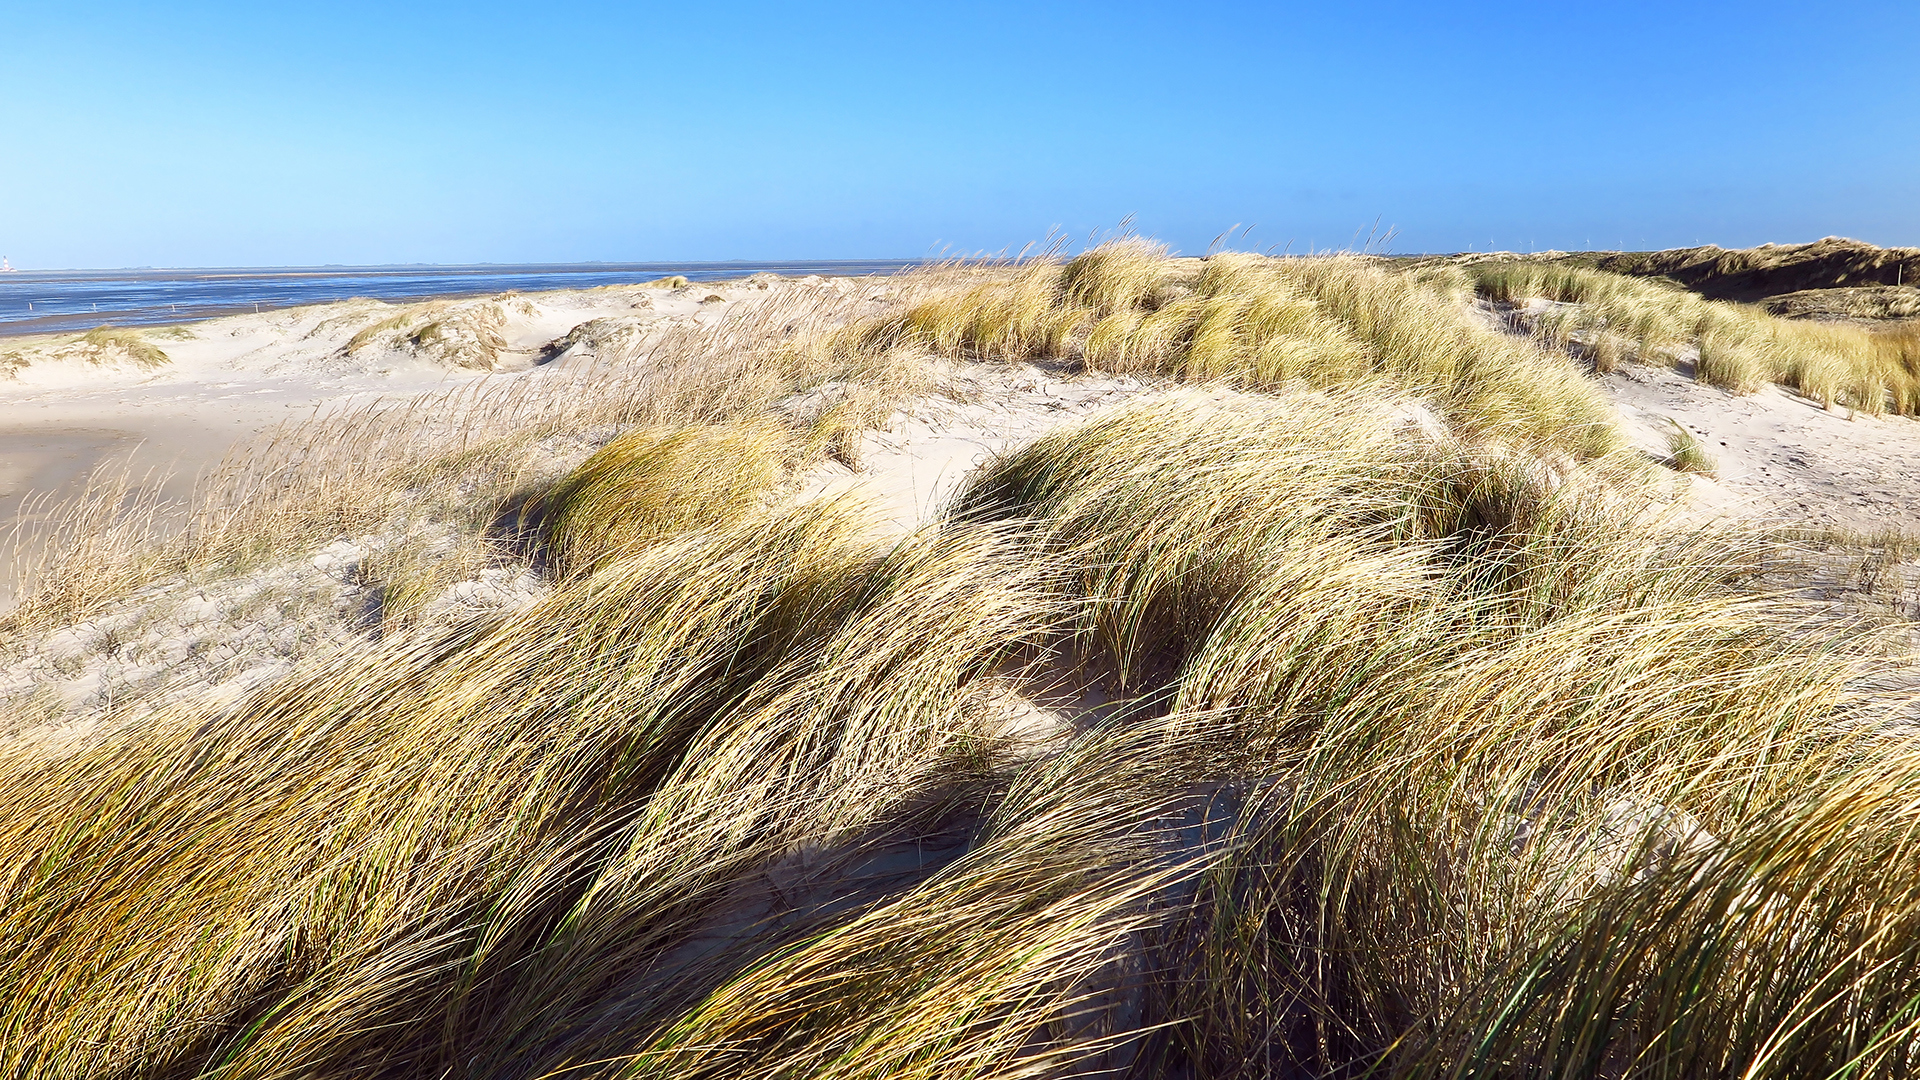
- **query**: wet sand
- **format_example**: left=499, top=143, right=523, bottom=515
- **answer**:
left=0, top=427, right=139, bottom=605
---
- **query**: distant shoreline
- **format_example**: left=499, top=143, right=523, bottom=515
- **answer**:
left=0, top=260, right=926, bottom=338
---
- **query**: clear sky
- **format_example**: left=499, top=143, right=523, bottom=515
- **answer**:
left=2, top=1, right=1916, bottom=268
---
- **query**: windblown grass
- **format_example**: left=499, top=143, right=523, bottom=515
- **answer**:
left=0, top=327, right=171, bottom=376
left=950, top=395, right=1919, bottom=1075
left=1664, top=418, right=1717, bottom=477
left=838, top=243, right=1622, bottom=457
left=1470, top=259, right=1920, bottom=414
left=2, top=282, right=905, bottom=633
left=540, top=418, right=797, bottom=575
left=6, top=252, right=1920, bottom=1078
left=4, top=381, right=1917, bottom=1077
left=78, top=327, right=170, bottom=369
left=342, top=298, right=510, bottom=370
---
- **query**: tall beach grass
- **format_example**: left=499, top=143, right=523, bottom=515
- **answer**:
left=1468, top=259, right=1920, bottom=414
left=2, top=253, right=1918, bottom=1077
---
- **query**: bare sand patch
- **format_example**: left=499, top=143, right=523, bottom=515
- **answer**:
left=1603, top=359, right=1920, bottom=533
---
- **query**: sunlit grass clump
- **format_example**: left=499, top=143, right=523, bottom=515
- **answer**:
left=2, top=327, right=172, bottom=375
left=838, top=242, right=1623, bottom=457
left=540, top=418, right=796, bottom=574
left=1469, top=259, right=1920, bottom=413
left=78, top=326, right=170, bottom=369
left=1664, top=418, right=1718, bottom=477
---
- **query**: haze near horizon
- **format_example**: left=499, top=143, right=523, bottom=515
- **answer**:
left=3, top=0, right=1916, bottom=269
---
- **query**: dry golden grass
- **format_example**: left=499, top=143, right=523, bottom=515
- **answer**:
left=4, top=389, right=1916, bottom=1077
left=540, top=419, right=797, bottom=575
left=0, top=327, right=171, bottom=376
left=1470, top=259, right=1920, bottom=414
left=5, top=255, right=1920, bottom=1077
left=838, top=243, right=1621, bottom=457
left=2, top=282, right=901, bottom=634
left=361, top=526, right=506, bottom=631
left=342, top=298, right=510, bottom=370
left=1663, top=418, right=1717, bottom=477
left=78, top=327, right=170, bottom=369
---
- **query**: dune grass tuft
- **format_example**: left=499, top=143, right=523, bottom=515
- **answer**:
left=1663, top=418, right=1717, bottom=477
left=540, top=418, right=797, bottom=575
left=1469, top=258, right=1920, bottom=414
left=342, top=299, right=508, bottom=369
left=79, top=327, right=170, bottom=368
left=839, top=245, right=1621, bottom=457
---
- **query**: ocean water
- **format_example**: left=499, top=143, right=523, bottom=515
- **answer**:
left=0, top=261, right=923, bottom=337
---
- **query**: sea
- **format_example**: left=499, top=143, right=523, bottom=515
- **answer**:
left=0, top=261, right=924, bottom=338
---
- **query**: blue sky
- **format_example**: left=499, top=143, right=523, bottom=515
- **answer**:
left=2, top=1, right=1915, bottom=267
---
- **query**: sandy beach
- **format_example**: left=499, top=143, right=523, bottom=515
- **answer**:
left=0, top=276, right=819, bottom=606
left=9, top=273, right=1919, bottom=605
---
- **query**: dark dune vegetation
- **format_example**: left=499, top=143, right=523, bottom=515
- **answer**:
left=1552, top=237, right=1920, bottom=304
left=2, top=242, right=1918, bottom=1079
left=1482, top=237, right=1920, bottom=324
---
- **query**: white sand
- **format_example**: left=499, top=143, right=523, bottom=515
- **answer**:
left=0, top=279, right=797, bottom=608
left=788, top=364, right=1164, bottom=534
left=1601, top=359, right=1920, bottom=534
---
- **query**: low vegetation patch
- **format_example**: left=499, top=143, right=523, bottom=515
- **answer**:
left=342, top=298, right=510, bottom=370
left=1584, top=236, right=1920, bottom=303
left=1467, top=258, right=1920, bottom=413
left=76, top=327, right=170, bottom=369
left=839, top=242, right=1622, bottom=457
left=1763, top=284, right=1920, bottom=321
left=1663, top=417, right=1717, bottom=477
left=0, top=327, right=171, bottom=376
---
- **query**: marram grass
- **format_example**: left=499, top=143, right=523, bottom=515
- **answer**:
left=5, top=258, right=1920, bottom=1078
left=839, top=243, right=1623, bottom=457
left=1468, top=258, right=1920, bottom=414
left=540, top=418, right=797, bottom=575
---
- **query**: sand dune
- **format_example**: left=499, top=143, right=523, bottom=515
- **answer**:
left=0, top=276, right=821, bottom=606
left=4, top=251, right=1920, bottom=1076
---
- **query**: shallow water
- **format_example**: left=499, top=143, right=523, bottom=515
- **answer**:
left=0, top=260, right=922, bottom=337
